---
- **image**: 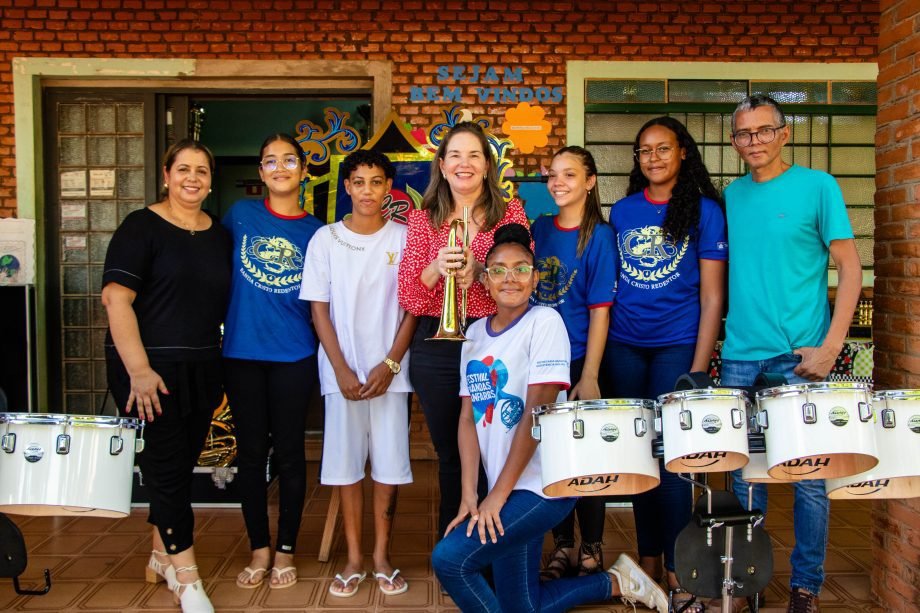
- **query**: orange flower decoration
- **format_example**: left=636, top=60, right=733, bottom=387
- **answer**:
left=502, top=102, right=551, bottom=154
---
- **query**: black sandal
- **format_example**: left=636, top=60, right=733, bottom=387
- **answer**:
left=540, top=537, right=574, bottom=582
left=576, top=541, right=604, bottom=576
left=672, top=587, right=705, bottom=612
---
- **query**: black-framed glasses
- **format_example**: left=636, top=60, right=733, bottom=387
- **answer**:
left=483, top=265, right=534, bottom=282
left=731, top=124, right=786, bottom=147
left=260, top=156, right=300, bottom=172
left=634, top=145, right=676, bottom=162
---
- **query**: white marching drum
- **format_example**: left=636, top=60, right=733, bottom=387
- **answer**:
left=755, top=382, right=877, bottom=481
left=658, top=388, right=751, bottom=473
left=0, top=413, right=144, bottom=518
left=531, top=399, right=660, bottom=496
left=826, top=389, right=920, bottom=500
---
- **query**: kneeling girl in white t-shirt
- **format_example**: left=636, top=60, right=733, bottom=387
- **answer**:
left=431, top=223, right=668, bottom=613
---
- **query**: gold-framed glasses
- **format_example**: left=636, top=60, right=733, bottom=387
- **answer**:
left=484, top=265, right=534, bottom=282
left=731, top=124, right=786, bottom=147
left=260, top=156, right=300, bottom=172
left=634, top=145, right=676, bottom=162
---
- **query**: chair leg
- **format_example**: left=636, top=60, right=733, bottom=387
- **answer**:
left=318, top=486, right=341, bottom=562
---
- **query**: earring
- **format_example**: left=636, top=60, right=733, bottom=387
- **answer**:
left=208, top=188, right=212, bottom=194
left=442, top=173, right=447, bottom=179
left=164, top=182, right=168, bottom=188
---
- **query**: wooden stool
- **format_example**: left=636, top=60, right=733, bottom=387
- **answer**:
left=318, top=486, right=340, bottom=562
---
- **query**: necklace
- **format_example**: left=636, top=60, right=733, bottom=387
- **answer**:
left=166, top=203, right=201, bottom=235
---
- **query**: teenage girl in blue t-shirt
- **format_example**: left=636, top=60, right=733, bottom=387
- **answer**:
left=222, top=133, right=323, bottom=591
left=605, top=117, right=727, bottom=611
left=532, top=147, right=617, bottom=579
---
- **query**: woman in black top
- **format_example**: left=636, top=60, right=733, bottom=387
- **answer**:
left=102, top=139, right=231, bottom=613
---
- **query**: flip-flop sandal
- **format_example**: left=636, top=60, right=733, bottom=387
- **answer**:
left=374, top=568, right=408, bottom=595
left=671, top=587, right=705, bottom=612
left=268, top=565, right=298, bottom=590
left=235, top=566, right=267, bottom=589
left=328, top=571, right=366, bottom=597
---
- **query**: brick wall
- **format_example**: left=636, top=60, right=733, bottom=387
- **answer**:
left=0, top=0, right=879, bottom=216
left=872, top=1, right=920, bottom=610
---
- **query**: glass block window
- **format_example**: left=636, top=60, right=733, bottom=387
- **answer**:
left=583, top=79, right=876, bottom=280
left=56, top=101, right=146, bottom=413
left=585, top=79, right=665, bottom=103
left=669, top=80, right=748, bottom=104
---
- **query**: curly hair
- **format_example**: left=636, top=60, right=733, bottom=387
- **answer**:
left=626, top=117, right=723, bottom=243
left=551, top=146, right=604, bottom=257
left=340, top=149, right=396, bottom=181
left=421, top=121, right=507, bottom=231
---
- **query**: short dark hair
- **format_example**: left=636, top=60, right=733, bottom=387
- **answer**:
left=163, top=138, right=215, bottom=173
left=731, top=94, right=786, bottom=132
left=486, top=223, right=534, bottom=264
left=340, top=149, right=396, bottom=181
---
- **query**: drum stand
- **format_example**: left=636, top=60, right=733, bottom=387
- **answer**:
left=672, top=474, right=772, bottom=613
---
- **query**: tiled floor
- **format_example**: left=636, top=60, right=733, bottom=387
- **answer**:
left=0, top=461, right=879, bottom=612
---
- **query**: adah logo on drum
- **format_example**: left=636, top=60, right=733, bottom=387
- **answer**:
left=779, top=456, right=830, bottom=475
left=567, top=474, right=619, bottom=493
left=908, top=415, right=920, bottom=434
left=23, top=443, right=43, bottom=463
left=701, top=414, right=722, bottom=434
left=828, top=406, right=849, bottom=426
left=845, top=479, right=890, bottom=496
left=600, top=424, right=619, bottom=442
left=679, top=451, right=727, bottom=468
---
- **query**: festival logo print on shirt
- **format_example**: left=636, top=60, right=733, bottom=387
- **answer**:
left=466, top=356, right=524, bottom=431
left=534, top=255, right=577, bottom=306
left=239, top=234, right=304, bottom=294
left=619, top=226, right=689, bottom=290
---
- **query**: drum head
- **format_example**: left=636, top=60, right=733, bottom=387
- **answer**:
left=827, top=476, right=920, bottom=500
left=666, top=451, right=749, bottom=474
left=543, top=472, right=660, bottom=497
left=767, top=452, right=878, bottom=480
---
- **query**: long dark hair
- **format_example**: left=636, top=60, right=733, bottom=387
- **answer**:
left=259, top=132, right=304, bottom=165
left=551, top=146, right=604, bottom=256
left=422, top=121, right=507, bottom=231
left=626, top=117, right=723, bottom=243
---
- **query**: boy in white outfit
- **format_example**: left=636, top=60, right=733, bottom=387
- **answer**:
left=300, top=150, right=417, bottom=598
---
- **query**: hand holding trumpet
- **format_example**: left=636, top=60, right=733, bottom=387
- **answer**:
left=436, top=245, right=478, bottom=290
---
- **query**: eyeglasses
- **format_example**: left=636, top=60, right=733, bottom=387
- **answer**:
left=483, top=265, right=534, bottom=282
left=634, top=145, right=676, bottom=162
left=260, top=156, right=300, bottom=172
left=731, top=125, right=786, bottom=147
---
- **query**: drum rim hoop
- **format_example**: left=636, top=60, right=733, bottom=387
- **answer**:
left=658, top=388, right=749, bottom=403
left=532, top=398, right=656, bottom=416
left=756, top=381, right=873, bottom=399
left=0, top=413, right=143, bottom=429
left=873, top=389, right=920, bottom=401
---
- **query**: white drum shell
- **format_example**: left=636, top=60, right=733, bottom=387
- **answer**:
left=532, top=400, right=660, bottom=497
left=756, top=383, right=877, bottom=481
left=0, top=413, right=142, bottom=518
left=826, top=390, right=920, bottom=499
left=659, top=389, right=750, bottom=473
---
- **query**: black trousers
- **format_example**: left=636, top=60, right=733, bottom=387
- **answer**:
left=223, top=356, right=316, bottom=553
left=409, top=316, right=487, bottom=539
left=551, top=357, right=607, bottom=545
left=108, top=355, right=222, bottom=555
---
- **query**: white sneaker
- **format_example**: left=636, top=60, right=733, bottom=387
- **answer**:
left=608, top=553, right=668, bottom=613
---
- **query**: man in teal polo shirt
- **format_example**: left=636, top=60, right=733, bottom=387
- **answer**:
left=721, top=94, right=861, bottom=613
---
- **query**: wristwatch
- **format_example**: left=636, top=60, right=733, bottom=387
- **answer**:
left=383, top=357, right=401, bottom=374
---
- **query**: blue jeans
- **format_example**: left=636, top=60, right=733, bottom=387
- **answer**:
left=602, top=341, right=696, bottom=571
left=721, top=353, right=829, bottom=594
left=432, top=490, right=611, bottom=612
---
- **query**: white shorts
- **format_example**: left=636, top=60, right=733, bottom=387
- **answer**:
left=320, top=391, right=413, bottom=486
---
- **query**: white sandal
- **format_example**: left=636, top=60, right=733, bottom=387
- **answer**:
left=145, top=549, right=177, bottom=589
left=172, top=565, right=214, bottom=613
left=374, top=568, right=408, bottom=595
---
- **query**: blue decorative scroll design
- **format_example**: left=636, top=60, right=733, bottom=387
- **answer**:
left=428, top=105, right=491, bottom=148
left=295, top=108, right=362, bottom=166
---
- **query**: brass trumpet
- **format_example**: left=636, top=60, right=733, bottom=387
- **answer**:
left=428, top=206, right=469, bottom=341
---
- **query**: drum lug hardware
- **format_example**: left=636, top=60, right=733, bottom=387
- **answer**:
left=110, top=436, right=125, bottom=455
left=731, top=408, right=744, bottom=429
left=858, top=401, right=872, bottom=422
left=881, top=408, right=896, bottom=429
left=634, top=417, right=647, bottom=437
left=1, top=432, right=15, bottom=453
left=802, top=402, right=817, bottom=424
left=679, top=410, right=692, bottom=430
left=531, top=425, right=542, bottom=441
left=136, top=422, right=146, bottom=453
left=690, top=569, right=698, bottom=580
left=747, top=565, right=756, bottom=575
left=572, top=419, right=584, bottom=439
left=756, top=411, right=769, bottom=429
left=654, top=416, right=662, bottom=434
left=56, top=434, right=71, bottom=455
